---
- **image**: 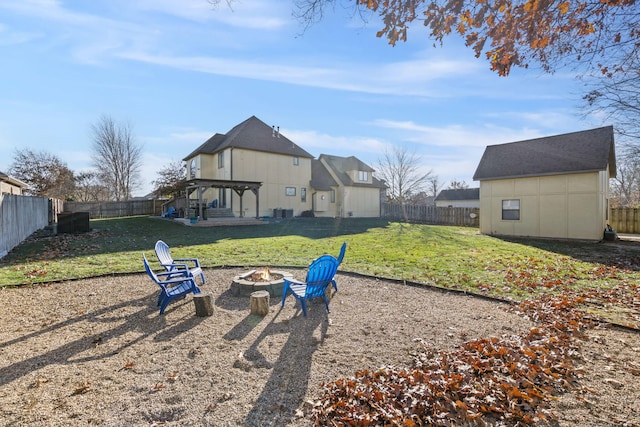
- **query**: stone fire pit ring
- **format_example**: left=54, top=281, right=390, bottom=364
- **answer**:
left=231, top=269, right=294, bottom=297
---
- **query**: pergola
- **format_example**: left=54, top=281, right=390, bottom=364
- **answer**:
left=185, top=179, right=263, bottom=219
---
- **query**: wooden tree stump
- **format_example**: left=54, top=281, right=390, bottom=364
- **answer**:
left=250, top=290, right=270, bottom=316
left=193, top=292, right=214, bottom=317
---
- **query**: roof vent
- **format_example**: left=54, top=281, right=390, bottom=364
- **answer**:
left=272, top=125, right=276, bottom=137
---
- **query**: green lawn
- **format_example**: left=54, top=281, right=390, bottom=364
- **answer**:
left=2, top=216, right=639, bottom=326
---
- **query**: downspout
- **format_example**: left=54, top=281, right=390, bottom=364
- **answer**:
left=230, top=147, right=233, bottom=213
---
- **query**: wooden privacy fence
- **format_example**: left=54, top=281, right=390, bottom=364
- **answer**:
left=0, top=194, right=49, bottom=258
left=64, top=200, right=162, bottom=219
left=382, top=203, right=480, bottom=227
left=609, top=208, right=640, bottom=234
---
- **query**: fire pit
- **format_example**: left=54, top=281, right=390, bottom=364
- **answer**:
left=231, top=267, right=293, bottom=297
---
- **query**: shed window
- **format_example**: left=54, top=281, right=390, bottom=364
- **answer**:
left=285, top=187, right=296, bottom=196
left=293, top=157, right=299, bottom=166
left=502, top=199, right=520, bottom=220
left=358, top=170, right=368, bottom=181
left=189, top=159, right=196, bottom=179
left=218, top=151, right=224, bottom=169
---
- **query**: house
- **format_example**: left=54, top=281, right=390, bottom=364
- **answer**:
left=473, top=126, right=616, bottom=241
left=312, top=154, right=386, bottom=217
left=182, top=116, right=385, bottom=218
left=434, top=188, right=480, bottom=208
left=0, top=172, right=29, bottom=195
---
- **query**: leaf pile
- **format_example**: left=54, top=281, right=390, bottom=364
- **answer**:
left=309, top=293, right=596, bottom=426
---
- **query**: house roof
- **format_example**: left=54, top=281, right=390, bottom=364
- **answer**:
left=318, top=154, right=386, bottom=189
left=183, top=116, right=314, bottom=160
left=472, top=126, right=616, bottom=181
left=310, top=159, right=338, bottom=190
left=435, top=188, right=480, bottom=201
left=0, top=171, right=29, bottom=188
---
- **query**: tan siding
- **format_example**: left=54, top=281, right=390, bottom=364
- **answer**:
left=479, top=172, right=607, bottom=240
left=229, top=149, right=312, bottom=217
left=342, top=187, right=380, bottom=218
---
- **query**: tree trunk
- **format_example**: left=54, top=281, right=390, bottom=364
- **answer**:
left=250, top=290, right=270, bottom=316
left=193, top=293, right=214, bottom=317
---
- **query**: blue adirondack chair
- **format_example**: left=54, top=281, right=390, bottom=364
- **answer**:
left=281, top=255, right=339, bottom=317
left=143, top=254, right=201, bottom=315
left=155, top=240, right=206, bottom=284
left=331, top=242, right=347, bottom=291
left=163, top=206, right=178, bottom=218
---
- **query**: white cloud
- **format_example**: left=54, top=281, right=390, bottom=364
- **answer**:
left=368, top=119, right=544, bottom=148
left=129, top=0, right=290, bottom=29
left=284, top=128, right=387, bottom=159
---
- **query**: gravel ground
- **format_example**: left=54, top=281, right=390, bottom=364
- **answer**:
left=0, top=268, right=638, bottom=426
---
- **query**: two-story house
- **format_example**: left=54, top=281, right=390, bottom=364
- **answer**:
left=182, top=116, right=386, bottom=219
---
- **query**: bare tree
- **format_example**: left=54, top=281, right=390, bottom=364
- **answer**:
left=91, top=115, right=142, bottom=201
left=152, top=160, right=187, bottom=199
left=376, top=145, right=434, bottom=205
left=447, top=179, right=470, bottom=190
left=9, top=148, right=76, bottom=199
left=609, top=151, right=640, bottom=208
left=426, top=176, right=443, bottom=198
left=74, top=171, right=111, bottom=202
left=583, top=70, right=640, bottom=143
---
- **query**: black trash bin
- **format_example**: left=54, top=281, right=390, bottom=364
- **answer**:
left=57, top=212, right=90, bottom=234
left=57, top=212, right=75, bottom=234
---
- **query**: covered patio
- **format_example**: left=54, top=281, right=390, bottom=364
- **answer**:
left=184, top=178, right=263, bottom=220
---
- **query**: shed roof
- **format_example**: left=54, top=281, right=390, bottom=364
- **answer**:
left=473, top=126, right=616, bottom=181
left=435, top=188, right=479, bottom=201
left=183, top=116, right=314, bottom=160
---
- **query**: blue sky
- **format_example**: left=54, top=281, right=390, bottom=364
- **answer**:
left=0, top=0, right=603, bottom=196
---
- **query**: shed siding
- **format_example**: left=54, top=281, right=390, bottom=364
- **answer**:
left=479, top=171, right=608, bottom=240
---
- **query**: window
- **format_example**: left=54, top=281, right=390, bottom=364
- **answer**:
left=330, top=189, right=335, bottom=203
left=285, top=187, right=296, bottom=196
left=293, top=157, right=299, bottom=166
left=189, top=159, right=196, bottom=179
left=502, top=199, right=520, bottom=220
left=358, top=170, right=368, bottom=181
left=218, top=151, right=224, bottom=169
left=301, top=187, right=306, bottom=202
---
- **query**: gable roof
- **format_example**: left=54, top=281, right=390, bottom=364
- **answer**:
left=473, top=126, right=616, bottom=181
left=310, top=159, right=338, bottom=190
left=0, top=171, right=29, bottom=188
left=318, top=154, right=386, bottom=189
left=183, top=116, right=314, bottom=160
left=435, top=188, right=479, bottom=201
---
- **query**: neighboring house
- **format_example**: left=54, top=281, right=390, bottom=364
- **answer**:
left=473, top=126, right=616, bottom=241
left=182, top=116, right=385, bottom=218
left=434, top=188, right=480, bottom=208
left=312, top=154, right=386, bottom=217
left=0, top=171, right=29, bottom=195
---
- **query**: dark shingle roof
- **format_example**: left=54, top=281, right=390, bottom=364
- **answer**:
left=183, top=116, right=314, bottom=161
left=473, top=126, right=616, bottom=181
left=319, top=154, right=386, bottom=188
left=310, top=159, right=338, bottom=190
left=435, top=188, right=479, bottom=201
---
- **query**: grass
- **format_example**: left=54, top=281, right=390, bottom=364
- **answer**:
left=2, top=216, right=639, bottom=326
